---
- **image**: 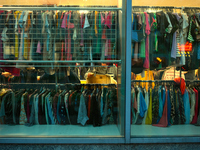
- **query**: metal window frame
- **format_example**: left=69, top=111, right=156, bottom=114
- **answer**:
left=128, top=1, right=200, bottom=144
left=0, top=138, right=125, bottom=144
left=131, top=137, right=200, bottom=143
left=1, top=0, right=200, bottom=144
left=0, top=0, right=127, bottom=144
left=125, top=0, right=132, bottom=144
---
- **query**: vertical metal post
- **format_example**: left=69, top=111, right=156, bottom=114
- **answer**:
left=125, top=0, right=132, bottom=144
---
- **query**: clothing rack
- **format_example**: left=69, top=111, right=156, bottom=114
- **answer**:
left=0, top=83, right=56, bottom=90
left=131, top=80, right=200, bottom=83
left=0, top=83, right=117, bottom=92
left=131, top=80, right=175, bottom=83
left=0, top=7, right=120, bottom=66
left=0, top=60, right=121, bottom=64
left=132, top=6, right=200, bottom=9
left=132, top=6, right=200, bottom=13
left=132, top=6, right=174, bottom=8
left=0, top=6, right=122, bottom=11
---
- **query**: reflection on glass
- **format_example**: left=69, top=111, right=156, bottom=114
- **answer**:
left=0, top=7, right=122, bottom=138
left=131, top=6, right=200, bottom=137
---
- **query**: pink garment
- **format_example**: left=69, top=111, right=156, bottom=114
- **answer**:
left=68, top=12, right=74, bottom=29
left=80, top=13, right=84, bottom=46
left=108, top=39, right=111, bottom=59
left=144, top=12, right=150, bottom=35
left=101, top=13, right=105, bottom=24
left=143, top=36, right=149, bottom=68
left=191, top=88, right=198, bottom=124
left=104, top=12, right=109, bottom=57
left=143, top=13, right=150, bottom=69
left=102, top=27, right=106, bottom=39
left=61, top=13, right=68, bottom=29
left=105, top=11, right=111, bottom=29
left=0, top=11, right=4, bottom=14
left=18, top=25, right=20, bottom=33
left=105, top=39, right=108, bottom=56
left=67, top=12, right=74, bottom=61
left=36, top=41, right=41, bottom=53
left=65, top=38, right=67, bottom=59
left=61, top=12, right=64, bottom=19
left=153, top=89, right=168, bottom=127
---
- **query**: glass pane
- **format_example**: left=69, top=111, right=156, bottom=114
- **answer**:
left=0, top=1, right=125, bottom=138
left=131, top=1, right=200, bottom=137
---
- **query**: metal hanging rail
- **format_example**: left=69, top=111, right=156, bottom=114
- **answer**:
left=132, top=6, right=174, bottom=8
left=0, top=60, right=121, bottom=63
left=131, top=80, right=175, bottom=83
left=0, top=6, right=122, bottom=11
left=132, top=6, right=200, bottom=9
left=131, top=80, right=200, bottom=83
left=1, top=83, right=117, bottom=90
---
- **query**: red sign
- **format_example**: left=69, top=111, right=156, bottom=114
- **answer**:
left=178, top=42, right=192, bottom=52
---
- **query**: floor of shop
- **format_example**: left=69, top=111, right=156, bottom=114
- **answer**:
left=0, top=124, right=121, bottom=137
left=131, top=124, right=200, bottom=137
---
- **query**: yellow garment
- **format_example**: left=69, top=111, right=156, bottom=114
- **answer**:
left=94, top=11, right=98, bottom=36
left=23, top=13, right=31, bottom=60
left=0, top=89, right=11, bottom=97
left=14, top=11, right=21, bottom=58
left=56, top=12, right=58, bottom=27
left=135, top=71, right=155, bottom=90
left=145, top=88, right=152, bottom=124
left=27, top=13, right=31, bottom=29
left=15, top=34, right=19, bottom=58
left=24, top=39, right=28, bottom=60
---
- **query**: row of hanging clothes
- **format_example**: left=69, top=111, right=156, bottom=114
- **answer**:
left=131, top=7, right=200, bottom=74
left=0, top=84, right=118, bottom=127
left=0, top=9, right=117, bottom=64
left=131, top=78, right=200, bottom=127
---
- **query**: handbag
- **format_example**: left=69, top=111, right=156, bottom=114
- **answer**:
left=132, top=14, right=145, bottom=42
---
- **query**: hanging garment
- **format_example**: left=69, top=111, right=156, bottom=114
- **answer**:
left=145, top=88, right=152, bottom=124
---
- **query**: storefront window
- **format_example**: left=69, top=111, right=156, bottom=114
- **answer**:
left=131, top=1, right=200, bottom=137
left=0, top=0, right=126, bottom=138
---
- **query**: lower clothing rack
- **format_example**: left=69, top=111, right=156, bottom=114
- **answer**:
left=131, top=80, right=200, bottom=83
left=0, top=83, right=117, bottom=91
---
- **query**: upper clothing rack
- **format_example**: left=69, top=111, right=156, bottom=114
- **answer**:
left=132, top=6, right=174, bottom=8
left=132, top=6, right=200, bottom=9
left=0, top=60, right=121, bottom=64
left=0, top=6, right=122, bottom=11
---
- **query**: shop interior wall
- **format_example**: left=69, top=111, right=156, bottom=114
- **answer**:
left=132, top=0, right=200, bottom=7
left=0, top=0, right=118, bottom=6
